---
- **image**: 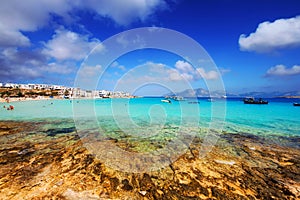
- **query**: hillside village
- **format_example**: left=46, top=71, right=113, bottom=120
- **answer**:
left=0, top=83, right=133, bottom=99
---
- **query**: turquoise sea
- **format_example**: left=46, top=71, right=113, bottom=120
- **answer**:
left=1, top=97, right=300, bottom=140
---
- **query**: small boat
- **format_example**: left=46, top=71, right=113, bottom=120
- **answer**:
left=173, top=96, right=185, bottom=101
left=207, top=98, right=215, bottom=102
left=293, top=103, right=300, bottom=106
left=243, top=97, right=268, bottom=104
left=188, top=101, right=200, bottom=104
left=161, top=99, right=171, bottom=103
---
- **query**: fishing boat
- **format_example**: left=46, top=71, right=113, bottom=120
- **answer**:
left=243, top=97, right=268, bottom=104
left=293, top=102, right=300, bottom=106
left=161, top=99, right=171, bottom=103
left=173, top=96, right=185, bottom=101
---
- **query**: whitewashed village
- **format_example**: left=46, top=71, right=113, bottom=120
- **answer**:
left=0, top=82, right=134, bottom=100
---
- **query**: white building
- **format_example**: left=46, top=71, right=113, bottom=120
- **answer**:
left=71, top=88, right=86, bottom=98
left=4, top=83, right=18, bottom=88
left=27, top=84, right=35, bottom=89
left=50, top=85, right=65, bottom=90
left=99, top=90, right=110, bottom=97
left=18, top=84, right=30, bottom=89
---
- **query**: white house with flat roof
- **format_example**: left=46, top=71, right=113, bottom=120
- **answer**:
left=18, top=84, right=30, bottom=89
left=4, top=83, right=18, bottom=88
left=99, top=90, right=110, bottom=97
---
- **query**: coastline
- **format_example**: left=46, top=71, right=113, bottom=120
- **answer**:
left=0, top=120, right=299, bottom=199
left=0, top=96, right=61, bottom=103
left=0, top=96, right=138, bottom=103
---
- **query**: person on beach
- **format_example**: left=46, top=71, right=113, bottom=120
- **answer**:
left=7, top=105, right=14, bottom=110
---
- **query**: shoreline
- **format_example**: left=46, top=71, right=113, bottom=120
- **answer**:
left=0, top=96, right=61, bottom=103
left=0, top=96, right=138, bottom=103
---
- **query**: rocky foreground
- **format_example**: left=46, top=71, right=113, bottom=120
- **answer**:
left=0, top=121, right=299, bottom=199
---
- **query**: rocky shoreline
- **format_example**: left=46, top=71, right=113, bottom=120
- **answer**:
left=0, top=121, right=299, bottom=199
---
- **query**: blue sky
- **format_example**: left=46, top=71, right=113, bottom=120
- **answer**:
left=0, top=0, right=300, bottom=95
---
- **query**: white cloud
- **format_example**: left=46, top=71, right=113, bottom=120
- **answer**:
left=117, top=61, right=168, bottom=84
left=43, top=29, right=100, bottom=61
left=0, top=0, right=171, bottom=84
left=44, top=62, right=75, bottom=74
left=169, top=60, right=220, bottom=81
left=0, top=48, right=76, bottom=82
left=0, top=0, right=168, bottom=48
left=83, top=0, right=166, bottom=25
left=78, top=65, right=102, bottom=77
left=174, top=60, right=194, bottom=73
left=266, top=64, right=300, bottom=76
left=196, top=68, right=219, bottom=80
left=111, top=61, right=126, bottom=71
left=239, top=16, right=300, bottom=53
left=0, top=65, right=41, bottom=80
left=0, top=30, right=30, bottom=47
left=0, top=0, right=72, bottom=47
left=167, top=69, right=186, bottom=81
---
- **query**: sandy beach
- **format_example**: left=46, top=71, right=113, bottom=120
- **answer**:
left=0, top=120, right=299, bottom=199
left=0, top=97, right=62, bottom=103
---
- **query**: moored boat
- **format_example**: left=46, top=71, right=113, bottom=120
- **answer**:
left=207, top=98, right=215, bottom=102
left=173, top=96, right=185, bottom=101
left=293, top=102, right=300, bottom=106
left=161, top=99, right=171, bottom=103
left=243, top=97, right=268, bottom=104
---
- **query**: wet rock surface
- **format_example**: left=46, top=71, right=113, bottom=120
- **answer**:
left=0, top=121, right=299, bottom=199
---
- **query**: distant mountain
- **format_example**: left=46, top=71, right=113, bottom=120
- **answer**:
left=165, top=88, right=300, bottom=98
left=240, top=91, right=300, bottom=98
left=166, top=88, right=227, bottom=98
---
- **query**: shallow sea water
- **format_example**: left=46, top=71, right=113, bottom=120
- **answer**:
left=1, top=97, right=299, bottom=137
left=1, top=98, right=300, bottom=199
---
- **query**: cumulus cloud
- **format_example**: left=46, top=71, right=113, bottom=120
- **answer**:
left=265, top=64, right=300, bottom=77
left=0, top=27, right=99, bottom=82
left=0, top=48, right=77, bottom=82
left=43, top=29, right=100, bottom=61
left=82, top=0, right=167, bottom=25
left=125, top=60, right=221, bottom=82
left=45, top=62, right=75, bottom=74
left=196, top=68, right=219, bottom=80
left=0, top=0, right=168, bottom=48
left=168, top=60, right=220, bottom=81
left=111, top=61, right=126, bottom=71
left=0, top=0, right=172, bottom=84
left=0, top=48, right=45, bottom=81
left=239, top=16, right=300, bottom=53
left=0, top=0, right=72, bottom=48
left=174, top=60, right=194, bottom=73
left=78, top=64, right=102, bottom=77
left=0, top=30, right=30, bottom=48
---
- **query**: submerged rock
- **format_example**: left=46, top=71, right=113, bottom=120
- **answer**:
left=0, top=121, right=299, bottom=199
